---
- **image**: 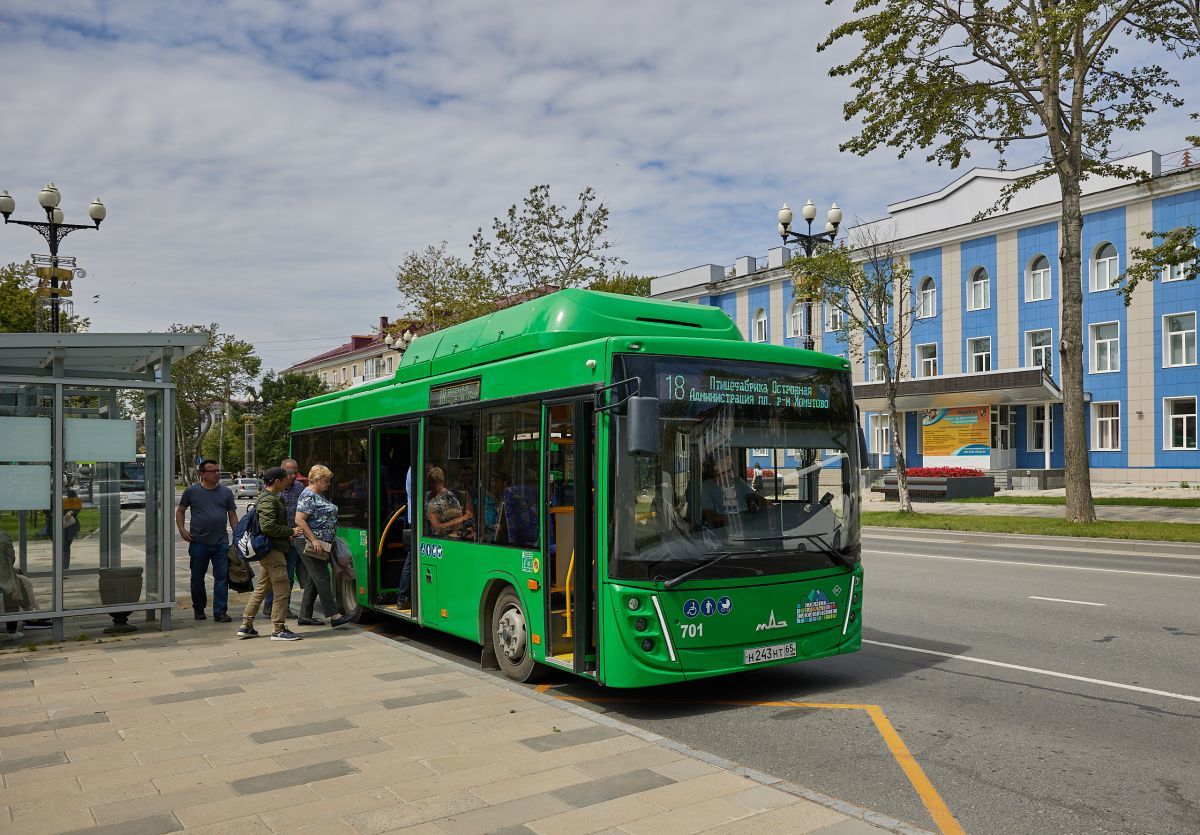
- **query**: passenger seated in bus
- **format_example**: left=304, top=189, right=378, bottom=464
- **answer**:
left=425, top=467, right=474, bottom=537
left=700, top=459, right=771, bottom=528
left=483, top=473, right=505, bottom=542
left=496, top=471, right=537, bottom=547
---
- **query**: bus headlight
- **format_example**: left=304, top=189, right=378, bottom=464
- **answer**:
left=627, top=597, right=642, bottom=611
left=634, top=617, right=648, bottom=631
left=641, top=638, right=654, bottom=652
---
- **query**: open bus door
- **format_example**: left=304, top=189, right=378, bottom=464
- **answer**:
left=543, top=398, right=597, bottom=675
left=367, top=421, right=418, bottom=619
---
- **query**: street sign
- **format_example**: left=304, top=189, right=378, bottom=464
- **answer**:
left=35, top=266, right=74, bottom=281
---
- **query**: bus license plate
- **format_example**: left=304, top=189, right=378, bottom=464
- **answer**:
left=744, top=642, right=797, bottom=665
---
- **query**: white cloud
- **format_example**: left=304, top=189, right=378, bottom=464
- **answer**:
left=1, top=1, right=1197, bottom=370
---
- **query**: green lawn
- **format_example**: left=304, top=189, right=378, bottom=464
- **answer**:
left=0, top=509, right=102, bottom=540
left=951, top=495, right=1200, bottom=508
left=862, top=511, right=1200, bottom=542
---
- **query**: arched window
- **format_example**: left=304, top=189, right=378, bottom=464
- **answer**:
left=1091, top=242, right=1118, bottom=292
left=968, top=267, right=990, bottom=311
left=917, top=277, right=937, bottom=318
left=1027, top=255, right=1051, bottom=302
left=788, top=301, right=803, bottom=338
left=753, top=308, right=768, bottom=342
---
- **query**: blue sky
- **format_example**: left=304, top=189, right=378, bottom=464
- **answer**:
left=2, top=1, right=1197, bottom=370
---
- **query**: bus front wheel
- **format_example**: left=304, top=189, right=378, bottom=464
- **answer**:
left=491, top=588, right=544, bottom=683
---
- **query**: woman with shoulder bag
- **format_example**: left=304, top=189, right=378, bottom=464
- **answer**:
left=294, top=465, right=351, bottom=627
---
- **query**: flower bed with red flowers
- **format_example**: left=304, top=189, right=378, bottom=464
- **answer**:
left=905, top=466, right=986, bottom=478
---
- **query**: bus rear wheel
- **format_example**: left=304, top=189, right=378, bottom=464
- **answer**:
left=334, top=570, right=372, bottom=624
left=491, top=588, right=544, bottom=683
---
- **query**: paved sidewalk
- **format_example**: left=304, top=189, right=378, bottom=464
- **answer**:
left=0, top=615, right=904, bottom=835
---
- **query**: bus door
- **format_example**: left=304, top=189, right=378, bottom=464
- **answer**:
left=370, top=421, right=418, bottom=617
left=543, top=398, right=597, bottom=675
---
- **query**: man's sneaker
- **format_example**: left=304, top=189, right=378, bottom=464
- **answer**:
left=236, top=625, right=258, bottom=639
left=270, top=628, right=302, bottom=641
left=4, top=631, right=24, bottom=641
left=330, top=614, right=353, bottom=628
left=296, top=617, right=324, bottom=626
left=194, top=610, right=207, bottom=621
left=22, top=619, right=53, bottom=629
left=213, top=613, right=232, bottom=623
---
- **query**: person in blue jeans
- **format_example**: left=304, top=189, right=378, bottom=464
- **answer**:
left=176, top=459, right=238, bottom=622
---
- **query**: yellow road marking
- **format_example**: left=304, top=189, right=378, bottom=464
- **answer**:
left=535, top=688, right=963, bottom=835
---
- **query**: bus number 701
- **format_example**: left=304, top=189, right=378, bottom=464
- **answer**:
left=679, top=623, right=704, bottom=639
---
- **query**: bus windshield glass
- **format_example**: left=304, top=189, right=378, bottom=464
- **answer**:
left=610, top=355, right=860, bottom=582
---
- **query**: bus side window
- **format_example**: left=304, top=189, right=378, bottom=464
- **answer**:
left=483, top=403, right=541, bottom=549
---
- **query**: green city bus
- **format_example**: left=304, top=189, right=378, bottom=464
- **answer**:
left=290, top=289, right=864, bottom=687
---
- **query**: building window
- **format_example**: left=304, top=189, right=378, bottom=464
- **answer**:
left=753, top=308, right=768, bottom=343
left=788, top=301, right=803, bottom=338
left=1090, top=322, right=1120, bottom=373
left=868, top=413, right=891, bottom=456
left=386, top=356, right=394, bottom=373
left=1164, top=312, right=1197, bottom=367
left=868, top=349, right=885, bottom=382
left=825, top=304, right=844, bottom=332
left=917, top=277, right=937, bottom=318
left=1161, top=230, right=1197, bottom=282
left=1029, top=405, right=1054, bottom=452
left=916, top=343, right=938, bottom=378
left=1026, top=329, right=1053, bottom=375
left=1092, top=402, right=1120, bottom=451
left=1166, top=398, right=1197, bottom=450
left=1027, top=255, right=1051, bottom=302
left=968, top=267, right=990, bottom=311
left=341, top=367, right=348, bottom=383
left=968, top=336, right=992, bottom=373
left=1090, top=242, right=1119, bottom=292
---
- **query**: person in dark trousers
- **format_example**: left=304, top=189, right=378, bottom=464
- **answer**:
left=294, top=464, right=351, bottom=628
left=176, top=459, right=238, bottom=622
left=237, top=467, right=304, bottom=641
left=262, top=458, right=306, bottom=618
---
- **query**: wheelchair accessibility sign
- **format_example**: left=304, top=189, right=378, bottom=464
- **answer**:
left=419, top=543, right=444, bottom=559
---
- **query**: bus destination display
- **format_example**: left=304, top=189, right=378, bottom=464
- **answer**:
left=429, top=377, right=482, bottom=408
left=660, top=371, right=831, bottom=410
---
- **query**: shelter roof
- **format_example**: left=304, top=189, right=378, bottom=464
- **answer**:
left=0, top=333, right=208, bottom=380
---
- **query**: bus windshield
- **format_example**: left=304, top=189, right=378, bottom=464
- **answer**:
left=610, top=355, right=860, bottom=582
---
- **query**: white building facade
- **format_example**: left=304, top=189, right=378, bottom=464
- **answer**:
left=652, top=149, right=1200, bottom=485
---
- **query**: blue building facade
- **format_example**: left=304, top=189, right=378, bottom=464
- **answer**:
left=651, top=149, right=1200, bottom=484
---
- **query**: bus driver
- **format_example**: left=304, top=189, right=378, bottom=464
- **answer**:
left=700, top=458, right=771, bottom=528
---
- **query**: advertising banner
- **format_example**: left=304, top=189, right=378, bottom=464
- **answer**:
left=921, top=406, right=990, bottom=457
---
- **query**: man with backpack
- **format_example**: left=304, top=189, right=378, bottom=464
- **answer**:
left=237, top=467, right=305, bottom=641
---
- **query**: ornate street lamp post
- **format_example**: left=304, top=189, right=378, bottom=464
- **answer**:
left=0, top=184, right=106, bottom=333
left=243, top=394, right=259, bottom=477
left=778, top=200, right=841, bottom=350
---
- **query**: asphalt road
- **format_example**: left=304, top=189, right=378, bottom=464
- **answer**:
left=369, top=528, right=1200, bottom=835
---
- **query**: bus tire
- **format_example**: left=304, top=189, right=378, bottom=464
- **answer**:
left=334, top=570, right=373, bottom=624
left=491, top=588, right=544, bottom=683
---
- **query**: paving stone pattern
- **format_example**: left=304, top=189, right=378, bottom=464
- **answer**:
left=0, top=610, right=897, bottom=834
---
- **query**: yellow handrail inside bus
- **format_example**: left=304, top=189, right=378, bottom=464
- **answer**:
left=376, top=505, right=407, bottom=557
left=563, top=550, right=575, bottom=638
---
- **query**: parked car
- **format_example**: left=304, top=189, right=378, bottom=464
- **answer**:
left=234, top=478, right=263, bottom=499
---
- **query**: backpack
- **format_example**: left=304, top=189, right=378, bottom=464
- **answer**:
left=226, top=547, right=255, bottom=593
left=233, top=504, right=272, bottom=562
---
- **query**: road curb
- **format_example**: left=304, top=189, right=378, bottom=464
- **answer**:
left=354, top=626, right=933, bottom=835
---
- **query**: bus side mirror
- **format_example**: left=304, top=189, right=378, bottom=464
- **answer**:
left=858, top=427, right=869, bottom=465
left=626, top=396, right=660, bottom=456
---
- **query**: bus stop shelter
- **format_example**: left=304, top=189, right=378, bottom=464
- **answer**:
left=0, top=333, right=206, bottom=640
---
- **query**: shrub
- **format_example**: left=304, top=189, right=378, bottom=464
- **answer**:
left=905, top=466, right=986, bottom=478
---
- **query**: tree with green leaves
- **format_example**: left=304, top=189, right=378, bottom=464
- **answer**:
left=169, top=323, right=260, bottom=483
left=0, top=260, right=90, bottom=333
left=789, top=227, right=918, bottom=510
left=821, top=1, right=1200, bottom=523
left=251, top=371, right=330, bottom=469
left=396, top=186, right=645, bottom=330
left=471, top=185, right=627, bottom=295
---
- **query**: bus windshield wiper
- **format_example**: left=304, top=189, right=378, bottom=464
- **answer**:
left=663, top=550, right=754, bottom=589
left=798, top=533, right=853, bottom=569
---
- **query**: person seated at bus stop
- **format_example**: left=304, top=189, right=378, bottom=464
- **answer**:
left=700, top=458, right=771, bottom=528
left=177, top=459, right=238, bottom=622
left=426, top=467, right=473, bottom=537
left=237, top=467, right=305, bottom=641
